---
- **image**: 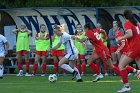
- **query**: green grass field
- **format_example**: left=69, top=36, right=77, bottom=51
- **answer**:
left=0, top=75, right=140, bottom=93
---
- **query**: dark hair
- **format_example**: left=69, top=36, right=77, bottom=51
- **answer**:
left=113, top=19, right=121, bottom=28
left=124, top=10, right=137, bottom=26
left=53, top=24, right=61, bottom=30
left=40, top=24, right=46, bottom=28
left=75, top=23, right=82, bottom=35
left=84, top=22, right=92, bottom=30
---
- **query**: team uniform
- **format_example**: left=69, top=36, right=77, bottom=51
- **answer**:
left=32, top=32, right=50, bottom=75
left=0, top=34, right=8, bottom=77
left=74, top=32, right=87, bottom=74
left=59, top=32, right=78, bottom=60
left=85, top=29, right=111, bottom=61
left=52, top=35, right=66, bottom=75
left=115, top=31, right=129, bottom=54
left=16, top=31, right=30, bottom=76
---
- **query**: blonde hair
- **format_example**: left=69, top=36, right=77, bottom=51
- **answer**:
left=60, top=24, right=65, bottom=32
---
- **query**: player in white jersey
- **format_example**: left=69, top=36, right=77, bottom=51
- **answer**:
left=52, top=24, right=83, bottom=82
left=0, top=34, right=9, bottom=79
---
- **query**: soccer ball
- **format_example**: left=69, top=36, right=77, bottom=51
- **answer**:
left=48, top=74, right=57, bottom=82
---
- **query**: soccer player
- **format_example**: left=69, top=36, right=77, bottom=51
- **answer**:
left=0, top=34, right=9, bottom=78
left=116, top=10, right=140, bottom=92
left=108, top=20, right=125, bottom=75
left=32, top=24, right=50, bottom=76
left=75, top=23, right=121, bottom=82
left=74, top=24, right=87, bottom=76
left=52, top=29, right=66, bottom=76
left=95, top=24, right=109, bottom=76
left=12, top=23, right=32, bottom=76
left=52, top=24, right=83, bottom=82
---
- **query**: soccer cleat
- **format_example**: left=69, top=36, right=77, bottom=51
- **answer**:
left=41, top=74, right=46, bottom=77
left=76, top=79, right=83, bottom=82
left=31, top=74, right=36, bottom=76
left=117, top=86, right=131, bottom=93
left=105, top=73, right=109, bottom=76
left=93, top=73, right=104, bottom=82
left=16, top=70, right=23, bottom=76
left=93, top=74, right=97, bottom=76
left=72, top=70, right=78, bottom=80
left=25, top=73, right=32, bottom=76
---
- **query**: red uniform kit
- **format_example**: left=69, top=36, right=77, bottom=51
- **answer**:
left=124, top=21, right=140, bottom=59
left=115, top=31, right=129, bottom=54
left=85, top=29, right=111, bottom=61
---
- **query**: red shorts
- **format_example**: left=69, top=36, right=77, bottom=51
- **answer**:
left=95, top=47, right=111, bottom=61
left=125, top=49, right=140, bottom=60
left=17, top=50, right=28, bottom=55
left=52, top=50, right=64, bottom=57
left=36, top=51, right=47, bottom=56
left=110, top=46, right=118, bottom=53
left=78, top=54, right=85, bottom=60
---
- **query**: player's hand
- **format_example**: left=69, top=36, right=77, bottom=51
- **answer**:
left=115, top=50, right=119, bottom=54
left=116, top=37, right=123, bottom=42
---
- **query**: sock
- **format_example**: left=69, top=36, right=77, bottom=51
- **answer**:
left=113, top=63, right=118, bottom=67
left=26, top=62, right=30, bottom=73
left=126, top=66, right=135, bottom=73
left=62, top=68, right=66, bottom=74
left=76, top=64, right=81, bottom=73
left=89, top=63, right=100, bottom=75
left=61, top=64, right=74, bottom=73
left=96, top=61, right=100, bottom=71
left=32, top=63, right=38, bottom=74
left=74, top=67, right=81, bottom=80
left=103, top=62, right=108, bottom=73
left=113, top=66, right=121, bottom=76
left=54, top=62, right=58, bottom=73
left=42, top=63, right=46, bottom=74
left=18, top=62, right=22, bottom=70
left=120, top=69, right=128, bottom=84
left=0, top=65, right=4, bottom=77
left=81, top=63, right=86, bottom=73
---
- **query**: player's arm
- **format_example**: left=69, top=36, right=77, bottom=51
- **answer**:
left=51, top=35, right=55, bottom=42
left=71, top=35, right=87, bottom=43
left=100, top=29, right=108, bottom=41
left=4, top=41, right=9, bottom=55
left=117, top=30, right=133, bottom=42
left=115, top=40, right=125, bottom=54
left=108, top=29, right=115, bottom=40
left=12, top=29, right=19, bottom=34
left=52, top=43, right=61, bottom=50
left=27, top=29, right=32, bottom=35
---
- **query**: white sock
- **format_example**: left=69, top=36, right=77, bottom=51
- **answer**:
left=74, top=67, right=81, bottom=80
left=133, top=69, right=137, bottom=73
left=124, top=83, right=130, bottom=87
left=61, top=64, right=74, bottom=73
left=0, top=65, right=4, bottom=77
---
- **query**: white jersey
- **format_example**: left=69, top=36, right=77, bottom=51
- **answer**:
left=0, top=34, right=7, bottom=57
left=59, top=32, right=78, bottom=55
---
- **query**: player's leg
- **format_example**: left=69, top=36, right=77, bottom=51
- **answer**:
left=76, top=58, right=81, bottom=74
left=24, top=50, right=31, bottom=76
left=80, top=55, right=86, bottom=76
left=41, top=51, right=47, bottom=76
left=17, top=51, right=23, bottom=76
left=32, top=51, right=41, bottom=76
left=117, top=55, right=133, bottom=92
left=52, top=50, right=59, bottom=75
left=0, top=56, right=4, bottom=78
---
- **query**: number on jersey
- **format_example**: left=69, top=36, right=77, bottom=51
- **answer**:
left=94, top=32, right=100, bottom=40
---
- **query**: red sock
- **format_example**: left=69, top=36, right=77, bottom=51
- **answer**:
left=113, top=66, right=121, bottom=76
left=89, top=63, right=100, bottom=75
left=32, top=63, right=38, bottom=74
left=18, top=62, right=22, bottom=70
left=113, top=64, right=118, bottom=67
left=103, top=62, right=108, bottom=73
left=76, top=64, right=81, bottom=73
left=54, top=62, right=58, bottom=73
left=26, top=62, right=30, bottom=73
left=96, top=62, right=100, bottom=71
left=42, top=63, right=46, bottom=74
left=126, top=66, right=134, bottom=72
left=62, top=68, right=66, bottom=73
left=120, top=69, right=128, bottom=84
left=81, top=63, right=86, bottom=73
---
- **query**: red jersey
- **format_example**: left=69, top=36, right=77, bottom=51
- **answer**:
left=124, top=21, right=140, bottom=51
left=115, top=31, right=129, bottom=54
left=85, top=29, right=106, bottom=50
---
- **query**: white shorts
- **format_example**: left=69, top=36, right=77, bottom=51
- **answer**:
left=0, top=52, right=5, bottom=57
left=65, top=53, right=78, bottom=60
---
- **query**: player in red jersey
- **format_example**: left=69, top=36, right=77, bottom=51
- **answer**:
left=116, top=10, right=140, bottom=93
left=76, top=23, right=121, bottom=82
